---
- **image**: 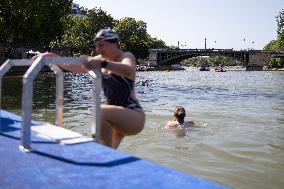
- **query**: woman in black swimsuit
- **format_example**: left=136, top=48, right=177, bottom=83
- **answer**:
left=56, top=28, right=145, bottom=148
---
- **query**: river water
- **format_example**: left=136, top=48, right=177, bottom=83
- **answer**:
left=1, top=67, right=284, bottom=189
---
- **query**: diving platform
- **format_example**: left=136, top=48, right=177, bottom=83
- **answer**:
left=0, top=110, right=227, bottom=189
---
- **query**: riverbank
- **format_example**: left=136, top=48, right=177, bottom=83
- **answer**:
left=264, top=67, right=284, bottom=71
left=136, top=65, right=185, bottom=71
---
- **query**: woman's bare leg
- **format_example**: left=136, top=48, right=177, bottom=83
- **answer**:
left=111, top=130, right=124, bottom=149
left=100, top=118, right=113, bottom=147
left=99, top=104, right=145, bottom=148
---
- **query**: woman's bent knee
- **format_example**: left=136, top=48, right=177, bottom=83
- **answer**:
left=101, top=106, right=145, bottom=136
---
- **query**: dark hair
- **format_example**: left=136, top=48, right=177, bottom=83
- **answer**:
left=174, top=106, right=186, bottom=124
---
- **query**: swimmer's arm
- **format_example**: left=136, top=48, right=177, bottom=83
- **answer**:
left=164, top=121, right=179, bottom=129
left=58, top=64, right=88, bottom=73
left=84, top=52, right=136, bottom=78
left=102, top=52, right=136, bottom=78
left=185, top=120, right=196, bottom=127
left=188, top=120, right=194, bottom=124
left=33, top=52, right=88, bottom=73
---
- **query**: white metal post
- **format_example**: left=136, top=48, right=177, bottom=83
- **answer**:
left=90, top=70, right=102, bottom=143
left=50, top=64, right=64, bottom=127
left=21, top=57, right=44, bottom=151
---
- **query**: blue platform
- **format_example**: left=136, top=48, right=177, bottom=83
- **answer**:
left=0, top=109, right=227, bottom=189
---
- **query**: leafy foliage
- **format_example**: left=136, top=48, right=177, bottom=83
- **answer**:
left=114, top=17, right=168, bottom=59
left=263, top=40, right=279, bottom=50
left=0, top=2, right=167, bottom=59
left=264, top=9, right=284, bottom=68
left=51, top=8, right=115, bottom=56
left=146, top=36, right=167, bottom=49
left=114, top=17, right=149, bottom=59
left=0, top=0, right=72, bottom=48
left=276, top=9, right=284, bottom=49
left=181, top=56, right=243, bottom=67
left=52, top=14, right=167, bottom=58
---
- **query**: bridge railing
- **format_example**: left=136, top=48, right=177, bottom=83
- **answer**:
left=0, top=56, right=101, bottom=151
left=149, top=48, right=236, bottom=52
left=149, top=48, right=264, bottom=53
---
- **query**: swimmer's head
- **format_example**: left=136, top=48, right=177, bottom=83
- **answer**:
left=174, top=106, right=186, bottom=124
left=94, top=27, right=119, bottom=44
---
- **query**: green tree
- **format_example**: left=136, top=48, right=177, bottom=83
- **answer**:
left=84, top=7, right=115, bottom=55
left=146, top=36, right=167, bottom=49
left=52, top=15, right=89, bottom=56
left=263, top=40, right=279, bottom=50
left=263, top=39, right=283, bottom=68
left=114, top=17, right=167, bottom=59
left=52, top=8, right=115, bottom=56
left=263, top=10, right=284, bottom=68
left=0, top=0, right=71, bottom=49
left=276, top=9, right=284, bottom=49
left=181, top=55, right=243, bottom=67
left=114, top=17, right=149, bottom=59
left=85, top=7, right=115, bottom=36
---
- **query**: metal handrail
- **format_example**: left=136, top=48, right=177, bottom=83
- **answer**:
left=0, top=57, right=101, bottom=152
left=0, top=59, right=33, bottom=131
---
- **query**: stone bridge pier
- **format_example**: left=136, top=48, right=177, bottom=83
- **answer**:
left=248, top=51, right=284, bottom=70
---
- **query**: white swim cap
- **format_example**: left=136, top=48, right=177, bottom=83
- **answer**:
left=94, top=27, right=119, bottom=43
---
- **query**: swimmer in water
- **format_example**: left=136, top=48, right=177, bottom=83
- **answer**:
left=164, top=106, right=195, bottom=129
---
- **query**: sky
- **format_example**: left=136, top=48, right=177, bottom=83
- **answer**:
left=73, top=0, right=284, bottom=50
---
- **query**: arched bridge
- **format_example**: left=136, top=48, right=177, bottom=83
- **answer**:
left=148, top=49, right=284, bottom=70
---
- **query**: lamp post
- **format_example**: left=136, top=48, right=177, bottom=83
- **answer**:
left=178, top=41, right=187, bottom=49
